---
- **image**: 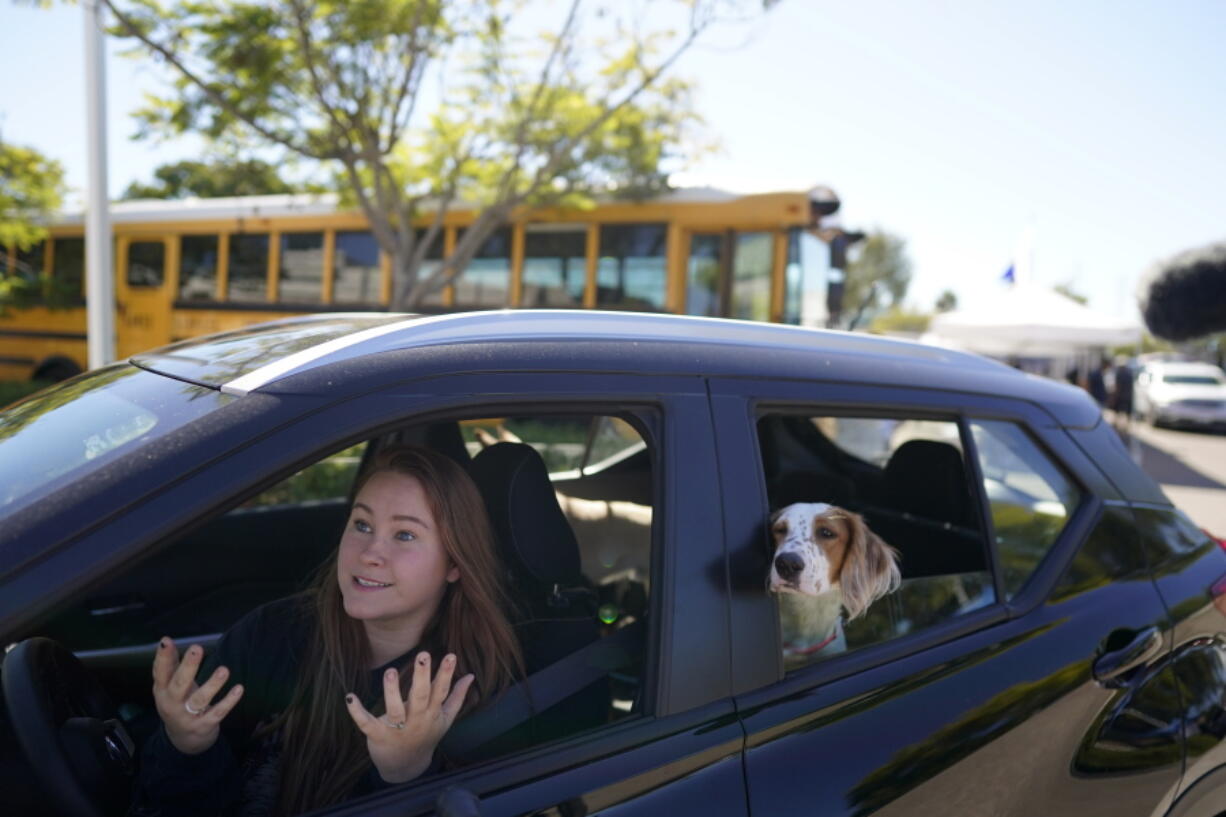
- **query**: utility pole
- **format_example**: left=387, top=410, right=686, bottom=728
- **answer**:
left=84, top=0, right=115, bottom=368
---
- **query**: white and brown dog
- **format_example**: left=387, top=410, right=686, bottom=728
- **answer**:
left=768, top=502, right=901, bottom=659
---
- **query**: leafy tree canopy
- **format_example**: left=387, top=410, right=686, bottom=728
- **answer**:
left=935, top=289, right=957, bottom=313
left=0, top=138, right=66, bottom=252
left=122, top=157, right=325, bottom=199
left=843, top=230, right=912, bottom=330
left=104, top=0, right=766, bottom=307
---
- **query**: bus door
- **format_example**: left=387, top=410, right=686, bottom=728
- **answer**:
left=116, top=236, right=174, bottom=359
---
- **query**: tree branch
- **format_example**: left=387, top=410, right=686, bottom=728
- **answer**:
left=102, top=0, right=340, bottom=160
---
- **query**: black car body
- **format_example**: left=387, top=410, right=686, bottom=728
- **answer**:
left=2, top=310, right=1226, bottom=817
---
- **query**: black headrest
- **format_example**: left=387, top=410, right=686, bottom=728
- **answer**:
left=467, top=442, right=582, bottom=593
left=884, top=439, right=971, bottom=526
left=768, top=470, right=856, bottom=511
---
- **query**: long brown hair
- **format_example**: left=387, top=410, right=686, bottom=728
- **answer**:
left=274, top=445, right=523, bottom=815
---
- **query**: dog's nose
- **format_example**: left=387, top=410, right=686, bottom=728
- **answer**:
left=774, top=552, right=804, bottom=581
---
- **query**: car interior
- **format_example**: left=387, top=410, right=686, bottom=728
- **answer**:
left=13, top=411, right=655, bottom=808
left=757, top=414, right=997, bottom=663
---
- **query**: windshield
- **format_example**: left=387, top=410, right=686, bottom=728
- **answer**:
left=0, top=364, right=232, bottom=513
left=1162, top=374, right=1225, bottom=385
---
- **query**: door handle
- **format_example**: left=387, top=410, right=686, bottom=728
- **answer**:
left=1093, top=626, right=1163, bottom=687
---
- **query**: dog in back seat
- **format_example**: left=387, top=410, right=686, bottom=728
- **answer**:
left=768, top=502, right=901, bottom=659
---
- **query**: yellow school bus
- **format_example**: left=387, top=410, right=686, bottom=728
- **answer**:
left=0, top=187, right=836, bottom=380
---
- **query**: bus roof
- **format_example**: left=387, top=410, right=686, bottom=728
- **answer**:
left=51, top=186, right=798, bottom=226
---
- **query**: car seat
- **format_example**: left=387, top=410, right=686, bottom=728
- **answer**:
left=868, top=440, right=987, bottom=577
left=465, top=442, right=609, bottom=750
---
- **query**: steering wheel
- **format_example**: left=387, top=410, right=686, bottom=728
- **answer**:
left=2, top=637, right=136, bottom=817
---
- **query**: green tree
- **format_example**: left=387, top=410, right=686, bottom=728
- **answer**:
left=0, top=138, right=67, bottom=312
left=1053, top=281, right=1088, bottom=305
left=843, top=230, right=912, bottom=330
left=0, top=137, right=66, bottom=261
left=935, top=289, right=957, bottom=313
left=104, top=0, right=764, bottom=307
left=122, top=157, right=320, bottom=199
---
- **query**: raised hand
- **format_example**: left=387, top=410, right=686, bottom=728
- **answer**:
left=151, top=637, right=245, bottom=755
left=344, top=651, right=475, bottom=784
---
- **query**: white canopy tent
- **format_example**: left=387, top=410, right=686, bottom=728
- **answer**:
left=923, top=284, right=1142, bottom=357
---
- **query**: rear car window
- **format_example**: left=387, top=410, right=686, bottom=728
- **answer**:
left=757, top=413, right=995, bottom=671
left=970, top=420, right=1080, bottom=599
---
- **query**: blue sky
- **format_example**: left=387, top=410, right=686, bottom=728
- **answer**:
left=2, top=0, right=1223, bottom=320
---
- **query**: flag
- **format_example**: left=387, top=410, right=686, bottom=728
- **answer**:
left=1002, top=263, right=1016, bottom=284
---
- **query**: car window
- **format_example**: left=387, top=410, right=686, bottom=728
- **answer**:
left=757, top=413, right=995, bottom=672
left=455, top=414, right=652, bottom=723
left=0, top=364, right=232, bottom=518
left=970, top=420, right=1081, bottom=599
left=240, top=443, right=366, bottom=507
left=1162, top=374, right=1224, bottom=385
left=38, top=409, right=654, bottom=780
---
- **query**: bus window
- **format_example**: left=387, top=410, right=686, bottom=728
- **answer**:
left=522, top=228, right=586, bottom=307
left=454, top=227, right=510, bottom=308
left=784, top=227, right=830, bottom=327
left=334, top=231, right=381, bottom=305
left=15, top=242, right=45, bottom=282
left=228, top=234, right=270, bottom=303
left=278, top=232, right=324, bottom=304
left=179, top=236, right=219, bottom=301
left=686, top=233, right=724, bottom=317
left=413, top=229, right=446, bottom=307
left=127, top=241, right=165, bottom=288
left=731, top=232, right=771, bottom=322
left=53, top=237, right=85, bottom=295
left=597, top=224, right=666, bottom=311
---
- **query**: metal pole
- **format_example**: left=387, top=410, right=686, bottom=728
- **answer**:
left=84, top=0, right=115, bottom=368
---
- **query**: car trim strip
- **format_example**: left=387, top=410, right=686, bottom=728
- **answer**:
left=219, top=314, right=445, bottom=395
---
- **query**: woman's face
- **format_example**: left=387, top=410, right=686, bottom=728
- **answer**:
left=336, top=470, right=460, bottom=631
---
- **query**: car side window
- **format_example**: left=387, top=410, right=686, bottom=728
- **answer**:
left=757, top=414, right=996, bottom=672
left=969, top=420, right=1080, bottom=599
left=453, top=414, right=651, bottom=726
left=240, top=443, right=366, bottom=507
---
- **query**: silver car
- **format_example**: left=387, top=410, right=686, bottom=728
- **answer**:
left=1136, top=360, right=1226, bottom=428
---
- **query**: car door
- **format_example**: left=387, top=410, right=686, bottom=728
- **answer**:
left=2, top=370, right=748, bottom=817
left=709, top=376, right=1180, bottom=817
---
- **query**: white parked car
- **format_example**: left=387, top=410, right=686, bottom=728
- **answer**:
left=1135, top=360, right=1226, bottom=428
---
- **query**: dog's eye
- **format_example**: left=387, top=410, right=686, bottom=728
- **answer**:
left=772, top=523, right=787, bottom=536
left=818, top=527, right=836, bottom=539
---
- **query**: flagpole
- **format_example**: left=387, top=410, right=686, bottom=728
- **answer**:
left=84, top=0, right=115, bottom=368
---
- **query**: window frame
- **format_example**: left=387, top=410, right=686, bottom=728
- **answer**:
left=708, top=375, right=1105, bottom=699
left=753, top=404, right=1002, bottom=679
left=2, top=369, right=739, bottom=817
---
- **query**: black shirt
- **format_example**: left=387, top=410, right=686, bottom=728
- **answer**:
left=131, top=597, right=421, bottom=817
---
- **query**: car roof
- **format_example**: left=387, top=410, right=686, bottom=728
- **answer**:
left=130, top=310, right=1099, bottom=426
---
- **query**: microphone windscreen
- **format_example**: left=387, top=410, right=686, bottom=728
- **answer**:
left=1141, top=242, right=1226, bottom=341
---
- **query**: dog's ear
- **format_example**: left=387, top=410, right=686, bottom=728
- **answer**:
left=840, top=511, right=902, bottom=620
left=769, top=505, right=787, bottom=526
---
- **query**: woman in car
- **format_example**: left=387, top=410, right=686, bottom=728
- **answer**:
left=132, top=445, right=524, bottom=817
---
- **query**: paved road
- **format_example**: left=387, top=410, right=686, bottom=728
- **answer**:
left=1121, top=418, right=1226, bottom=536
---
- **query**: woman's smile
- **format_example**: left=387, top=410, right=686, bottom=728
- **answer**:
left=352, top=575, right=394, bottom=590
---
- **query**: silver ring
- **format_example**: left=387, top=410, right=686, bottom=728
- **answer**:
left=387, top=720, right=406, bottom=730
left=184, top=701, right=207, bottom=716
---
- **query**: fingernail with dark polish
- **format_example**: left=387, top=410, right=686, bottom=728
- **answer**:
left=346, top=694, right=354, bottom=704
